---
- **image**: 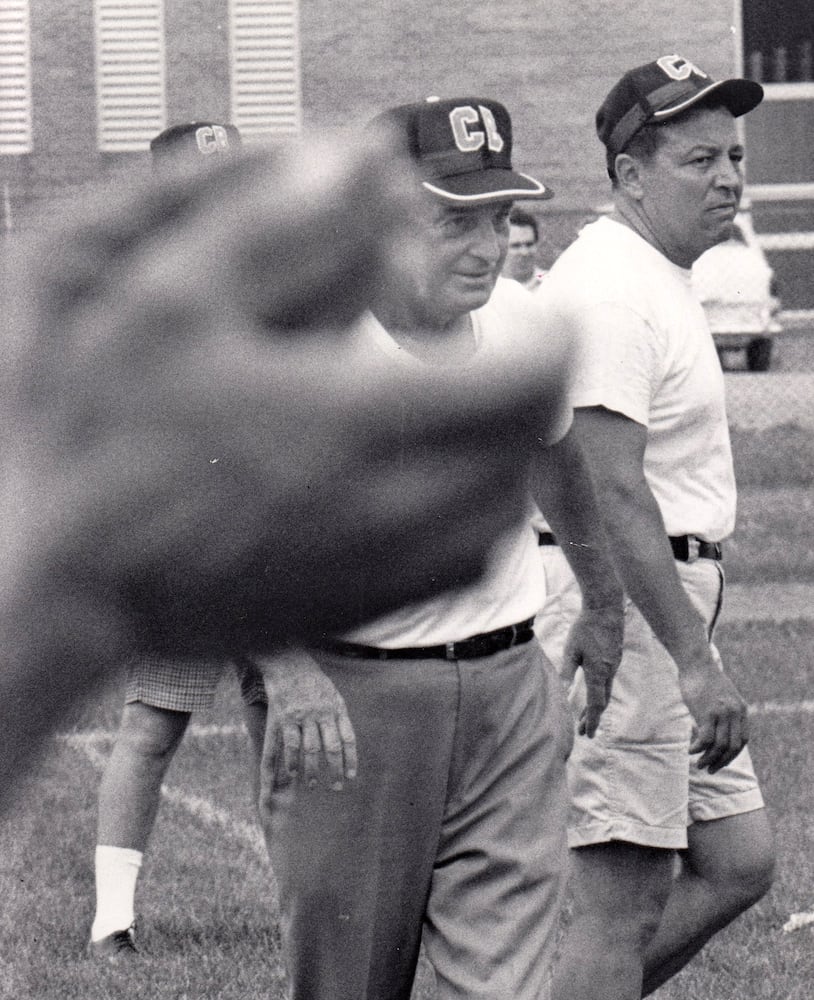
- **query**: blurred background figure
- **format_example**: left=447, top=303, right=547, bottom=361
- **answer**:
left=88, top=120, right=269, bottom=962
left=502, top=206, right=547, bottom=291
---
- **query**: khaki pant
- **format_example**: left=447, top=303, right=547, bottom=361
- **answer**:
left=262, top=640, right=571, bottom=1000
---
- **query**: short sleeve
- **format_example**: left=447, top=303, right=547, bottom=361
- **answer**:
left=569, top=301, right=665, bottom=427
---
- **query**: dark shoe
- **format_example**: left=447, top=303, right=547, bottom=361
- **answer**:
left=87, top=922, right=138, bottom=959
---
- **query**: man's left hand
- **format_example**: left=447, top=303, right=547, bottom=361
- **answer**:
left=561, top=604, right=624, bottom=737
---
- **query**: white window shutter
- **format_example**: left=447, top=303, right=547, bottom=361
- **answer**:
left=0, top=0, right=33, bottom=154
left=231, top=0, right=300, bottom=138
left=95, top=0, right=166, bottom=151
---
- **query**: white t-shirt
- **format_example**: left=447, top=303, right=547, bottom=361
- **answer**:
left=538, top=216, right=735, bottom=542
left=342, top=277, right=571, bottom=648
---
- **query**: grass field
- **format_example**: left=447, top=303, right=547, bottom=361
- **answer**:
left=1, top=424, right=813, bottom=1000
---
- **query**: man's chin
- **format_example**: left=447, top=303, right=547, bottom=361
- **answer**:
left=455, top=274, right=497, bottom=306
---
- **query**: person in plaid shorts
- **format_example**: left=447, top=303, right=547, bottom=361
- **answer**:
left=88, top=121, right=269, bottom=960
left=89, top=652, right=268, bottom=957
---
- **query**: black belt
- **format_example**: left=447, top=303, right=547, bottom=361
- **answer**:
left=668, top=535, right=723, bottom=562
left=538, top=531, right=722, bottom=562
left=321, top=618, right=536, bottom=662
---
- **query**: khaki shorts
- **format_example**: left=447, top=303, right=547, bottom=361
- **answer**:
left=537, top=548, right=764, bottom=850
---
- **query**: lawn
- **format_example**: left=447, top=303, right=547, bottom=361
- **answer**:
left=727, top=425, right=814, bottom=585
left=1, top=422, right=812, bottom=1000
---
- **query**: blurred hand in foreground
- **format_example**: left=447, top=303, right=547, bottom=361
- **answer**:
left=0, top=132, right=570, bottom=808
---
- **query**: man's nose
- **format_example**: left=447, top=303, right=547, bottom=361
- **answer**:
left=471, top=220, right=505, bottom=260
left=715, top=157, right=743, bottom=192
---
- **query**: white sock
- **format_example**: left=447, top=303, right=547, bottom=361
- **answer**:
left=91, top=844, right=143, bottom=941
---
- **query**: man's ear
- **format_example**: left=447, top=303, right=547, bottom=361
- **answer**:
left=614, top=153, right=645, bottom=199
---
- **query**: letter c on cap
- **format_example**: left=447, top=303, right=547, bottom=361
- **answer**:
left=449, top=105, right=505, bottom=153
left=656, top=55, right=708, bottom=81
left=195, top=124, right=230, bottom=154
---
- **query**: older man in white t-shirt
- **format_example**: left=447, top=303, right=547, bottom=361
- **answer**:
left=538, top=56, right=775, bottom=1000
left=256, top=96, right=624, bottom=1000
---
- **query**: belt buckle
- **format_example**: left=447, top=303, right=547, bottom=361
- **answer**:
left=445, top=641, right=456, bottom=661
left=686, top=536, right=700, bottom=563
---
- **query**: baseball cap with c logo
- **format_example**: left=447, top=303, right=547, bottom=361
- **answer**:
left=596, top=55, right=764, bottom=165
left=372, top=96, right=553, bottom=203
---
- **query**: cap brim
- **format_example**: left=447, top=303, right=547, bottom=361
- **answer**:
left=422, top=168, right=553, bottom=203
left=653, top=78, right=764, bottom=121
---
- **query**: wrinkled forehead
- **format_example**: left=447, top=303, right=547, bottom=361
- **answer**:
left=656, top=103, right=741, bottom=151
left=428, top=198, right=513, bottom=222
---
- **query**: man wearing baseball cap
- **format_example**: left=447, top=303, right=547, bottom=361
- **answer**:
left=534, top=56, right=775, bottom=999
left=256, top=96, right=624, bottom=1000
left=88, top=120, right=272, bottom=960
left=149, top=119, right=242, bottom=166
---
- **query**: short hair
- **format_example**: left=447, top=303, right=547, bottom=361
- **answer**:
left=607, top=98, right=729, bottom=184
left=508, top=207, right=539, bottom=242
left=607, top=122, right=664, bottom=181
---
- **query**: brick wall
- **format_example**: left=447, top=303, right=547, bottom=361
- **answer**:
left=300, top=0, right=738, bottom=255
left=2, top=0, right=235, bottom=227
left=164, top=0, right=231, bottom=124
left=2, top=0, right=741, bottom=248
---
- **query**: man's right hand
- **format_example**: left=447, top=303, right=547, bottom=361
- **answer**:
left=679, top=651, right=750, bottom=773
left=257, top=649, right=358, bottom=796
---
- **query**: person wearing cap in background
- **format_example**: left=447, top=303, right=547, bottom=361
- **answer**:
left=532, top=56, right=775, bottom=1000
left=502, top=205, right=547, bottom=291
left=253, top=95, right=625, bottom=1000
left=88, top=120, right=274, bottom=959
left=1, top=116, right=592, bottom=903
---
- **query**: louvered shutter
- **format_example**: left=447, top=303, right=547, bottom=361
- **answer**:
left=95, top=0, right=165, bottom=151
left=0, top=0, right=32, bottom=154
left=231, top=0, right=300, bottom=137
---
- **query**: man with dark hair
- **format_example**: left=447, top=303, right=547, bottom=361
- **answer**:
left=256, top=95, right=624, bottom=1000
left=502, top=205, right=546, bottom=291
left=537, top=56, right=775, bottom=1000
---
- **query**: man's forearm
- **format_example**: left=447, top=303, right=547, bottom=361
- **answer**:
left=599, top=481, right=714, bottom=667
left=534, top=429, right=622, bottom=607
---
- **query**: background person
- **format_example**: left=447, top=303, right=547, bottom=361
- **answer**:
left=536, top=56, right=775, bottom=1000
left=502, top=205, right=547, bottom=291
left=0, top=128, right=575, bottom=843
left=88, top=121, right=271, bottom=959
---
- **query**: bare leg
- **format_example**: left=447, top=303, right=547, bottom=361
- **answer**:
left=553, top=842, right=674, bottom=1000
left=641, top=809, right=774, bottom=996
left=242, top=700, right=267, bottom=811
left=91, top=702, right=191, bottom=941
left=96, top=702, right=191, bottom=849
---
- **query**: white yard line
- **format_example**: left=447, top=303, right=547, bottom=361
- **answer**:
left=61, top=729, right=268, bottom=864
left=63, top=721, right=813, bottom=935
left=783, top=910, right=814, bottom=934
left=749, top=700, right=814, bottom=716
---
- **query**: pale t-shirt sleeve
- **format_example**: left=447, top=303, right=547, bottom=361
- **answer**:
left=569, top=301, right=664, bottom=427
left=524, top=292, right=575, bottom=446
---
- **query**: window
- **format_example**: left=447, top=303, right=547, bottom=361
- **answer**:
left=0, top=0, right=32, bottom=154
left=743, top=0, right=814, bottom=83
left=230, top=0, right=300, bottom=137
left=95, top=0, right=166, bottom=151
